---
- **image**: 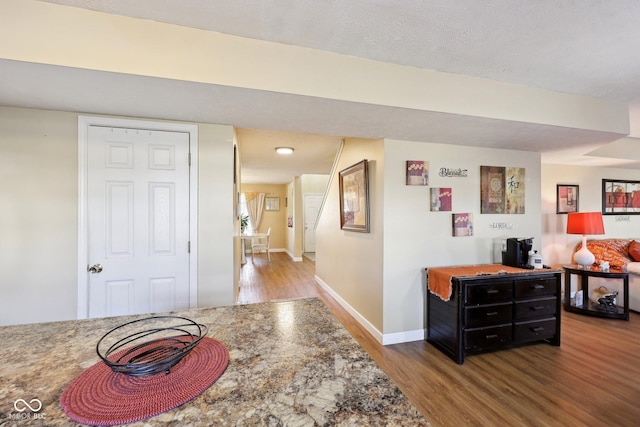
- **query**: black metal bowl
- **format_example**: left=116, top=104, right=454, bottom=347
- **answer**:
left=96, top=316, right=208, bottom=377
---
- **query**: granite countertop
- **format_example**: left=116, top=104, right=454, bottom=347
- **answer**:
left=0, top=297, right=428, bottom=426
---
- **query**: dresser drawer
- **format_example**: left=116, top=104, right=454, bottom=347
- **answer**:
left=464, top=324, right=512, bottom=351
left=465, top=281, right=512, bottom=305
left=513, top=318, right=556, bottom=342
left=514, top=297, right=556, bottom=320
left=465, top=302, right=512, bottom=327
left=426, top=267, right=561, bottom=364
left=515, top=277, right=556, bottom=299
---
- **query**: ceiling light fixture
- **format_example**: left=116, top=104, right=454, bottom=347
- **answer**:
left=275, top=147, right=294, bottom=155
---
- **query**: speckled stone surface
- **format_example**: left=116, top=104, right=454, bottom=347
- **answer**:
left=0, top=297, right=429, bottom=426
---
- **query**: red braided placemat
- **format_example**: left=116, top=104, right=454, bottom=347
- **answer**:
left=60, top=337, right=229, bottom=426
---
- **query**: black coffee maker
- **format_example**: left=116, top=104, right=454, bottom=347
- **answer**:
left=502, top=237, right=534, bottom=269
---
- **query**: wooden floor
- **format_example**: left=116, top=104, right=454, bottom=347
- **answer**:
left=238, top=252, right=640, bottom=427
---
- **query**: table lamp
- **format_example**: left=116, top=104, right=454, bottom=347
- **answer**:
left=566, top=211, right=605, bottom=267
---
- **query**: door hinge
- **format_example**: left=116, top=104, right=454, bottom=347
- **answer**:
left=188, top=153, right=191, bottom=166
left=188, top=241, right=191, bottom=253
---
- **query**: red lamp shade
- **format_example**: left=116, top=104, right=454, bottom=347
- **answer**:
left=566, top=212, right=605, bottom=235
left=567, top=212, right=605, bottom=267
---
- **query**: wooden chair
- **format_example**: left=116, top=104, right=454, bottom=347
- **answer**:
left=251, top=227, right=271, bottom=262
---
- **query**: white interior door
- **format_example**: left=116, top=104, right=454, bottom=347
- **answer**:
left=87, top=125, right=191, bottom=318
left=303, top=194, right=323, bottom=253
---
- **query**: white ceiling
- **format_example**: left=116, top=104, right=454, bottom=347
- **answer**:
left=3, top=0, right=640, bottom=182
left=237, top=128, right=342, bottom=184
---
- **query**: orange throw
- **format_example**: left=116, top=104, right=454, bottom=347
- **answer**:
left=427, top=264, right=528, bottom=301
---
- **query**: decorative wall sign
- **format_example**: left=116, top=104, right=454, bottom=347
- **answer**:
left=406, top=161, right=429, bottom=185
left=430, top=188, right=452, bottom=211
left=556, top=184, right=579, bottom=214
left=452, top=213, right=473, bottom=236
left=439, top=168, right=468, bottom=178
left=339, top=160, right=370, bottom=232
left=489, top=222, right=514, bottom=230
left=480, top=166, right=525, bottom=214
left=602, top=179, right=640, bottom=215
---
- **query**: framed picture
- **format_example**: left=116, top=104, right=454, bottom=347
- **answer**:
left=602, top=179, right=640, bottom=215
left=406, top=160, right=429, bottom=185
left=339, top=159, right=370, bottom=232
left=430, top=188, right=452, bottom=211
left=265, top=197, right=280, bottom=211
left=480, top=165, right=525, bottom=214
left=480, top=166, right=505, bottom=213
left=556, top=184, right=579, bottom=214
left=452, top=213, right=473, bottom=236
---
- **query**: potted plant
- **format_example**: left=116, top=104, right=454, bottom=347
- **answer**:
left=240, top=214, right=249, bottom=234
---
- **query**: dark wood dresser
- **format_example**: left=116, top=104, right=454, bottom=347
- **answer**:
left=426, top=265, right=562, bottom=364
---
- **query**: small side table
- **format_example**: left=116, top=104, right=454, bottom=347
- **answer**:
left=563, top=265, right=629, bottom=320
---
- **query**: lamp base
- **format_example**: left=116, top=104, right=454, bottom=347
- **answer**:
left=574, top=235, right=595, bottom=267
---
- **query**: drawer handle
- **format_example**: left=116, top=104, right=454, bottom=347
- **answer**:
left=485, top=334, right=499, bottom=339
left=530, top=326, right=545, bottom=332
left=530, top=306, right=545, bottom=311
left=530, top=284, right=545, bottom=290
left=486, top=311, right=499, bottom=316
left=486, top=289, right=499, bottom=294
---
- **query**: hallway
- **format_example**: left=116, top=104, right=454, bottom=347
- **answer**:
left=237, top=252, right=322, bottom=304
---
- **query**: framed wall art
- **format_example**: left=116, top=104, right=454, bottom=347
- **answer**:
left=556, top=184, right=579, bottom=214
left=480, top=166, right=525, bottom=214
left=452, top=213, right=473, bottom=236
left=406, top=160, right=429, bottom=185
left=602, top=179, right=640, bottom=215
left=430, top=188, right=452, bottom=211
left=265, top=197, right=280, bottom=211
left=339, top=159, right=370, bottom=232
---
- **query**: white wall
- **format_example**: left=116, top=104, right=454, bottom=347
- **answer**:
left=316, top=138, right=385, bottom=330
left=196, top=122, right=236, bottom=308
left=285, top=179, right=303, bottom=261
left=0, top=106, right=235, bottom=325
left=382, top=139, right=542, bottom=339
left=0, top=107, right=78, bottom=325
left=316, top=136, right=542, bottom=343
left=541, top=164, right=640, bottom=266
left=301, top=174, right=330, bottom=193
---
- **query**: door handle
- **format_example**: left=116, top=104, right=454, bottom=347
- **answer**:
left=87, top=264, right=103, bottom=274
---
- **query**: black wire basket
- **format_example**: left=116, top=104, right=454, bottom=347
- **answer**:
left=96, top=316, right=208, bottom=377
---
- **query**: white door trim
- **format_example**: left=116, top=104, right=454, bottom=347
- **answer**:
left=77, top=116, right=199, bottom=319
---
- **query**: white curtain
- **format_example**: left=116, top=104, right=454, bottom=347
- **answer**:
left=245, top=192, right=265, bottom=232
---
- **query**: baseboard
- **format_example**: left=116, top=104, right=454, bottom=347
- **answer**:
left=381, top=329, right=425, bottom=345
left=285, top=250, right=303, bottom=262
left=314, top=275, right=425, bottom=345
left=314, top=275, right=384, bottom=343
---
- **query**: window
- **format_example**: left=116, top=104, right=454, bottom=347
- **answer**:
left=239, top=193, right=254, bottom=233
